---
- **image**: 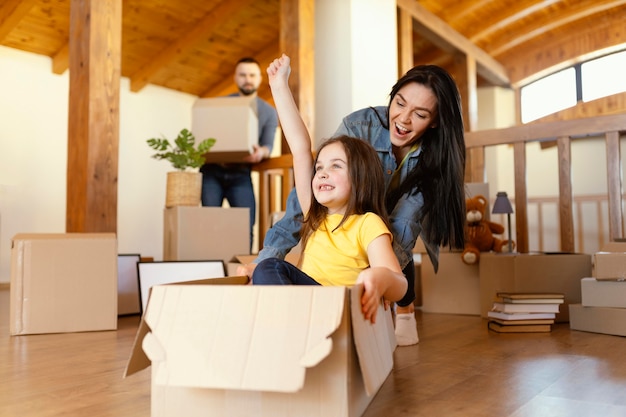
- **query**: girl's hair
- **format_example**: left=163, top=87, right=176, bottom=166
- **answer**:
left=300, top=136, right=389, bottom=248
left=380, top=64, right=466, bottom=250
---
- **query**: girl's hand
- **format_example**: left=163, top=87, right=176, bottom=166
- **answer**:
left=267, top=54, right=291, bottom=87
left=356, top=269, right=383, bottom=324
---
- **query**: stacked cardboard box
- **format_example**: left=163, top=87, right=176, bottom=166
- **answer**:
left=569, top=241, right=626, bottom=336
left=10, top=233, right=118, bottom=335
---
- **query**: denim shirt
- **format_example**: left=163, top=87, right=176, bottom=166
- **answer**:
left=256, top=106, right=440, bottom=271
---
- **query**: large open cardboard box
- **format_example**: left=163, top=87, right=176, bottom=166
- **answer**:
left=125, top=279, right=396, bottom=417
left=163, top=206, right=249, bottom=264
left=10, top=233, right=118, bottom=335
left=479, top=252, right=592, bottom=322
left=191, top=95, right=258, bottom=163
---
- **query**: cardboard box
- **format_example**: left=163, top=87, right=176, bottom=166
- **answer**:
left=581, top=277, right=626, bottom=308
left=125, top=280, right=396, bottom=417
left=569, top=304, right=626, bottom=337
left=479, top=252, right=592, bottom=322
left=192, top=95, right=258, bottom=163
left=593, top=252, right=626, bottom=280
left=599, top=240, right=626, bottom=252
left=163, top=207, right=249, bottom=264
left=419, top=252, right=480, bottom=315
left=10, top=233, right=118, bottom=335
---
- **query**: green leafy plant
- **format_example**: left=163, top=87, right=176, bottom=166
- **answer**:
left=147, top=128, right=216, bottom=171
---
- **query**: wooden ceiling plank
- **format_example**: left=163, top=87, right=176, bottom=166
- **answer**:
left=129, top=0, right=256, bottom=92
left=396, top=0, right=510, bottom=86
left=487, top=0, right=626, bottom=57
left=0, top=0, right=37, bottom=42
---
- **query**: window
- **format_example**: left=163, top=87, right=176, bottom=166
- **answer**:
left=520, top=68, right=577, bottom=123
left=520, top=49, right=626, bottom=123
left=581, top=51, right=626, bottom=102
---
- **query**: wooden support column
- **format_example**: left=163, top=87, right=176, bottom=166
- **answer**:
left=398, top=8, right=414, bottom=76
left=279, top=0, right=315, bottom=147
left=66, top=0, right=121, bottom=233
left=453, top=53, right=484, bottom=183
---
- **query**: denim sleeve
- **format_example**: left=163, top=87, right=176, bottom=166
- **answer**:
left=388, top=190, right=425, bottom=270
left=255, top=188, right=303, bottom=263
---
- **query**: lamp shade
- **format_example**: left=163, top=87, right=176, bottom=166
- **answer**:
left=492, top=191, right=513, bottom=214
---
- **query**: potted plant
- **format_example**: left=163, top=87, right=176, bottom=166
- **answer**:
left=147, top=128, right=216, bottom=207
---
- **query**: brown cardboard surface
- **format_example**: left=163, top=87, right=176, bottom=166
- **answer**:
left=581, top=277, right=626, bottom=308
left=593, top=252, right=626, bottom=280
left=125, top=281, right=395, bottom=417
left=191, top=95, right=258, bottom=163
left=163, top=207, right=249, bottom=264
left=420, top=252, right=480, bottom=315
left=479, top=252, right=592, bottom=322
left=10, top=233, right=118, bottom=335
left=599, top=240, right=626, bottom=252
left=569, top=303, right=626, bottom=337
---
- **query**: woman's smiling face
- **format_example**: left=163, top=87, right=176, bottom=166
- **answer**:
left=388, top=82, right=438, bottom=149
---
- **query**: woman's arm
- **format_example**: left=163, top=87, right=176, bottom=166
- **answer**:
left=267, top=54, right=313, bottom=214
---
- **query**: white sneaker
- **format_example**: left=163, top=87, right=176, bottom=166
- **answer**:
left=395, top=313, right=419, bottom=346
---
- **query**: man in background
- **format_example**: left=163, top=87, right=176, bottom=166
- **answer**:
left=200, top=57, right=278, bottom=251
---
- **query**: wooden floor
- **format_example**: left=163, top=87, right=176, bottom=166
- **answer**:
left=2, top=287, right=626, bottom=417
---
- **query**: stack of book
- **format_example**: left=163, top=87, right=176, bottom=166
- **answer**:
left=487, top=292, right=565, bottom=333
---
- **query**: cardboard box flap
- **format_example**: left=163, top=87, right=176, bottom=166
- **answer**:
left=124, top=276, right=249, bottom=378
left=140, top=285, right=346, bottom=393
left=350, top=284, right=395, bottom=397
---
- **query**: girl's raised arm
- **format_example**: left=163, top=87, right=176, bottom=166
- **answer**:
left=267, top=54, right=313, bottom=214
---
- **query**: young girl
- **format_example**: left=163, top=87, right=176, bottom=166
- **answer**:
left=252, top=54, right=407, bottom=324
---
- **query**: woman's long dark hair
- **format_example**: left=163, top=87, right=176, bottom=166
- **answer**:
left=300, top=136, right=389, bottom=249
left=381, top=65, right=466, bottom=249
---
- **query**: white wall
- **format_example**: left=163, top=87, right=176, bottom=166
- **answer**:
left=314, top=0, right=398, bottom=143
left=0, top=45, right=197, bottom=283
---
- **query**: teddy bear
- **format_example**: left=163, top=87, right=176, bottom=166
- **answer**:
left=461, top=194, right=514, bottom=265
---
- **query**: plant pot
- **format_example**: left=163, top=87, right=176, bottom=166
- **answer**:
left=165, top=171, right=202, bottom=208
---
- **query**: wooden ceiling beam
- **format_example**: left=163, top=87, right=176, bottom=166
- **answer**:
left=129, top=0, right=255, bottom=93
left=396, top=0, right=510, bottom=87
left=0, top=0, right=37, bottom=42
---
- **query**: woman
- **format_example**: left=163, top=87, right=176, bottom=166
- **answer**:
left=241, top=64, right=466, bottom=345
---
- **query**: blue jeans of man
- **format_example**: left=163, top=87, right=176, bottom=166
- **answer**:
left=201, top=163, right=255, bottom=250
left=252, top=258, right=320, bottom=286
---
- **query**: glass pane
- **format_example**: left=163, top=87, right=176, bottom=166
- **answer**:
left=520, top=68, right=577, bottom=123
left=582, top=51, right=626, bottom=102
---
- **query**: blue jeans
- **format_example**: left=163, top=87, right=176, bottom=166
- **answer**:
left=201, top=164, right=255, bottom=250
left=252, top=258, right=321, bottom=286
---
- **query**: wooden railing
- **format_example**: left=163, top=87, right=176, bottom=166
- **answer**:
left=466, top=113, right=626, bottom=253
left=252, top=113, right=626, bottom=253
left=251, top=154, right=294, bottom=249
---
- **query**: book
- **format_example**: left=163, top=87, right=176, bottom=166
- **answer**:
left=496, top=292, right=565, bottom=304
left=487, top=310, right=556, bottom=321
left=488, top=321, right=552, bottom=333
left=488, top=317, right=554, bottom=326
left=491, top=302, right=560, bottom=314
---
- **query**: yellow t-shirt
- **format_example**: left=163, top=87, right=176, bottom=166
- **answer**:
left=300, top=212, right=392, bottom=286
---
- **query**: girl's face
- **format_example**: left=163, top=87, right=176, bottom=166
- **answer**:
left=312, top=142, right=351, bottom=215
left=388, top=82, right=438, bottom=149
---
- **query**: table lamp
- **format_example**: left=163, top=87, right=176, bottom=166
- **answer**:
left=492, top=191, right=514, bottom=253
